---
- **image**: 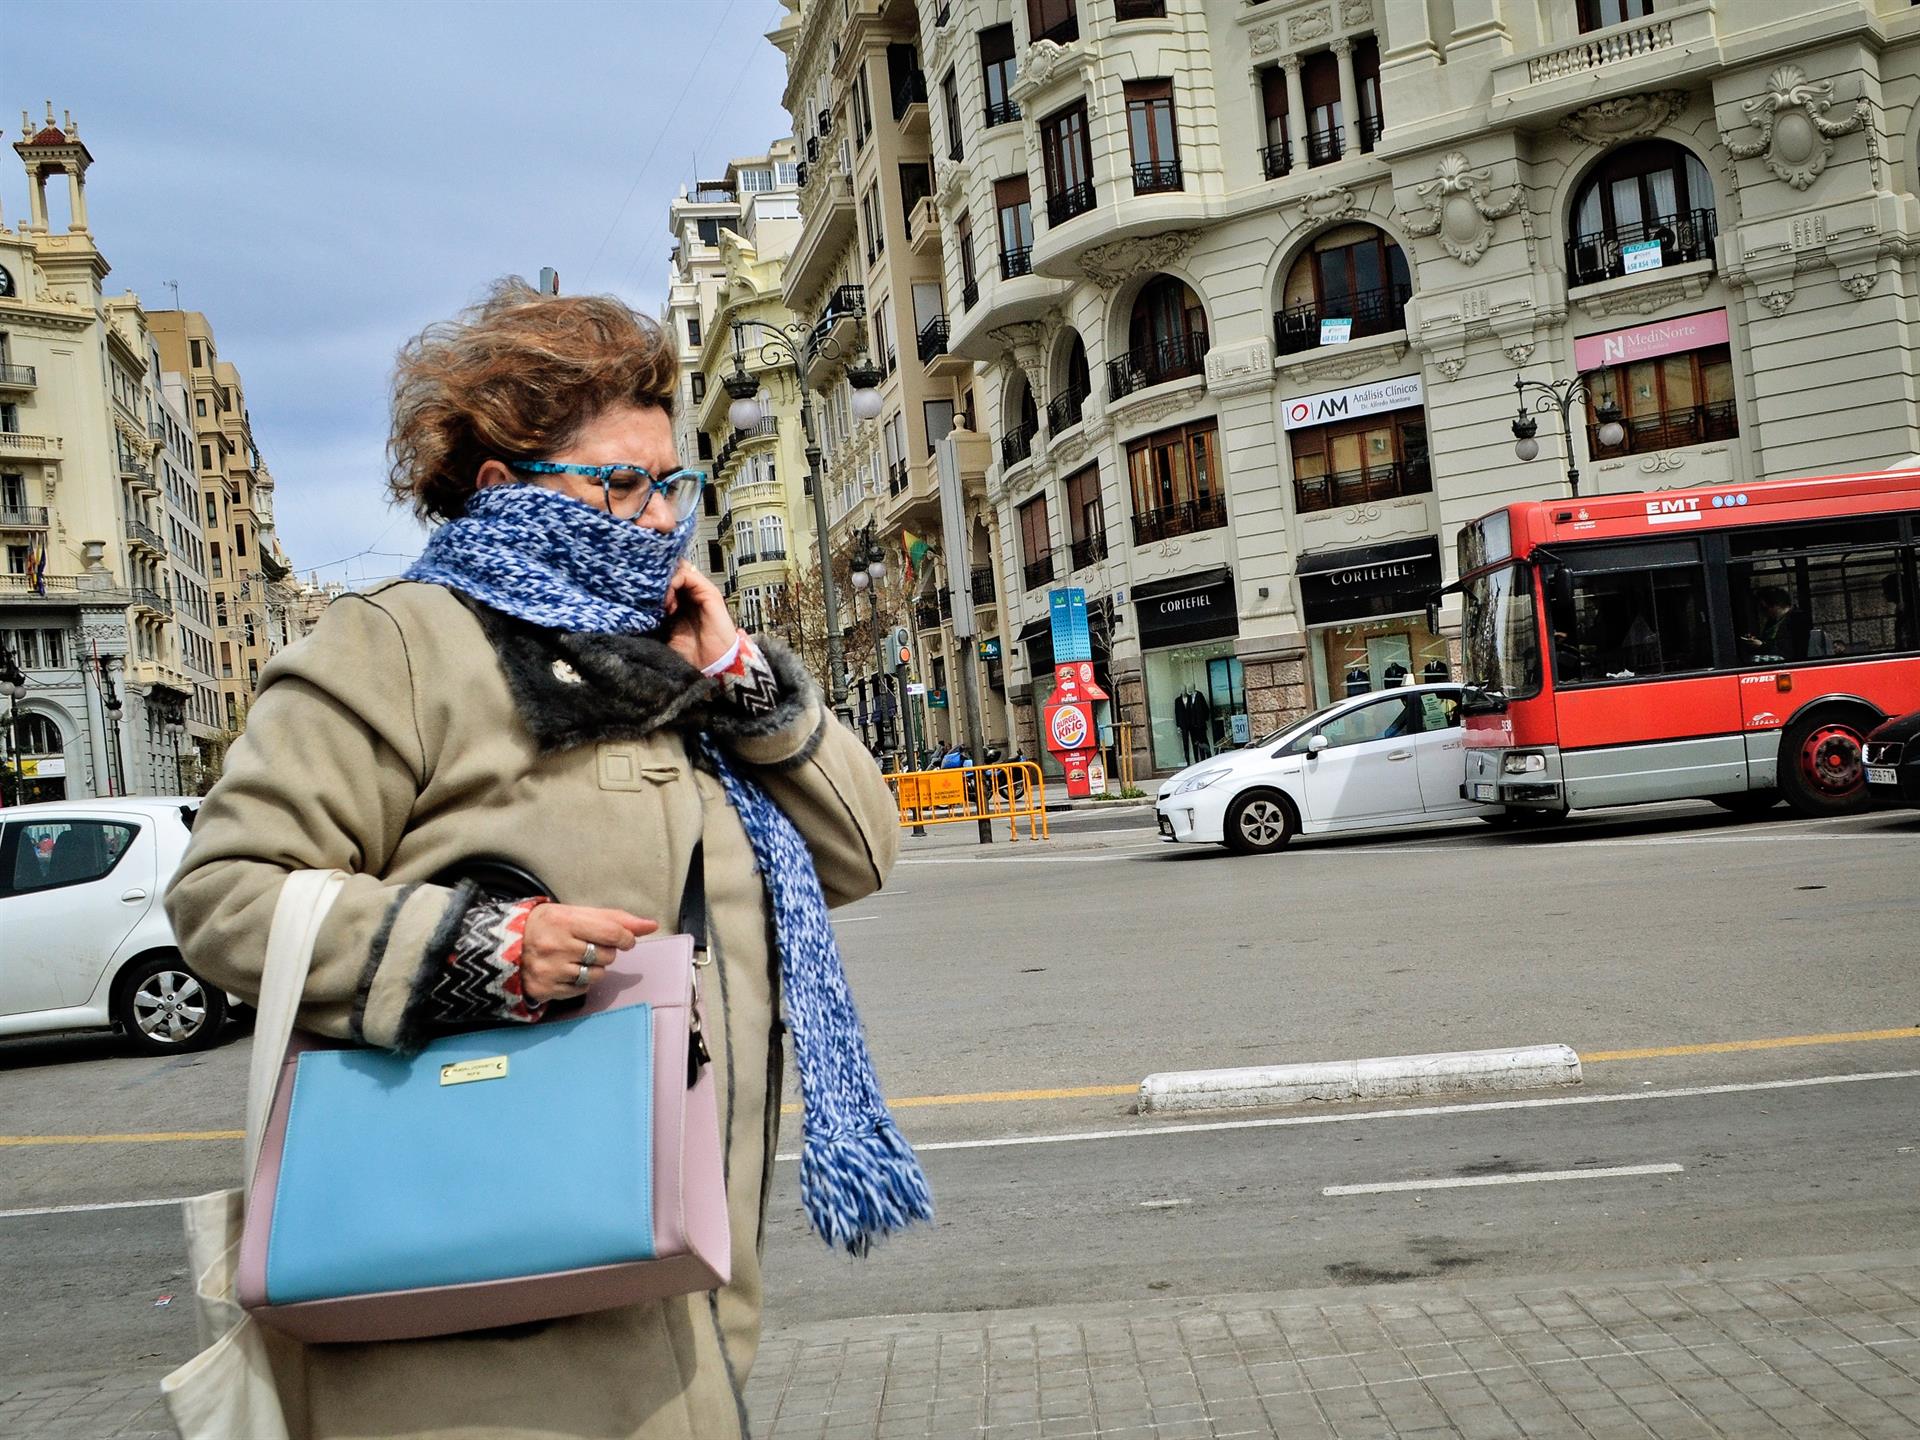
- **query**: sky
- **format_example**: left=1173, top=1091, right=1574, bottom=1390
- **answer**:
left=4, top=0, right=794, bottom=587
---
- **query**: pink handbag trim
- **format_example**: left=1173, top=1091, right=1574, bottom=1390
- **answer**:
left=238, top=932, right=729, bottom=1343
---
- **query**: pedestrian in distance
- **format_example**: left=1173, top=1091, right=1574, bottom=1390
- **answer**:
left=165, top=279, right=930, bottom=1440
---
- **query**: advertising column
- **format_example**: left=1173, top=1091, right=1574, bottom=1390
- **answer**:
left=1043, top=587, right=1101, bottom=798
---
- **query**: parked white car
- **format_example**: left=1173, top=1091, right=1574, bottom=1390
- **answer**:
left=1155, top=684, right=1490, bottom=853
left=0, top=796, right=229, bottom=1053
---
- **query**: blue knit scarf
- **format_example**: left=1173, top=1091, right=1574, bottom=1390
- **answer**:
left=408, top=484, right=932, bottom=1254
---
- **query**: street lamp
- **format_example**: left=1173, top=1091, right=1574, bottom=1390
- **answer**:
left=1510, top=372, right=1625, bottom=498
left=847, top=525, right=895, bottom=758
left=165, top=716, right=187, bottom=795
left=97, top=655, right=126, bottom=798
left=720, top=318, right=883, bottom=725
left=0, top=650, right=25, bottom=808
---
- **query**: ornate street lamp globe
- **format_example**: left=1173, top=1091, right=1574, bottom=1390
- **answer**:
left=1595, top=397, right=1626, bottom=449
left=867, top=557, right=887, bottom=580
left=1511, top=409, right=1540, bottom=464
left=850, top=568, right=871, bottom=591
left=728, top=394, right=763, bottom=430
left=845, top=358, right=885, bottom=421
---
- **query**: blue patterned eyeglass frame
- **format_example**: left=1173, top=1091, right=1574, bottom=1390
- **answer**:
left=506, top=460, right=707, bottom=520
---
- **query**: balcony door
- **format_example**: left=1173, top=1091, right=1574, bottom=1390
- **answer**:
left=1310, top=230, right=1409, bottom=333
left=1129, top=274, right=1207, bottom=365
left=1302, top=50, right=1342, bottom=162
left=1573, top=141, right=1713, bottom=242
left=1041, top=101, right=1093, bottom=202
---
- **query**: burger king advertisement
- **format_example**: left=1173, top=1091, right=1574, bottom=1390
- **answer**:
left=1042, top=588, right=1111, bottom=797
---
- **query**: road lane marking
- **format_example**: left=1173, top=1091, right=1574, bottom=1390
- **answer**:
left=0, top=1196, right=199, bottom=1220
left=1586, top=1027, right=1920, bottom=1062
left=772, top=1067, right=1920, bottom=1160
left=1322, top=1162, right=1683, bottom=1196
left=0, top=1130, right=242, bottom=1147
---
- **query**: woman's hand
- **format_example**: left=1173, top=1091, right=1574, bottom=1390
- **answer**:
left=662, top=560, right=740, bottom=670
left=520, top=903, right=658, bottom=1003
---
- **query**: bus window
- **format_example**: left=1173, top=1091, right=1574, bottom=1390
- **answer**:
left=1726, top=523, right=1912, bottom=662
left=1460, top=563, right=1541, bottom=698
left=1547, top=563, right=1711, bottom=682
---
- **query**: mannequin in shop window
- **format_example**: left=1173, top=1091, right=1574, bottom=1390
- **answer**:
left=1423, top=658, right=1450, bottom=682
left=1172, top=686, right=1212, bottom=763
left=1345, top=665, right=1371, bottom=697
left=1383, top=660, right=1409, bottom=687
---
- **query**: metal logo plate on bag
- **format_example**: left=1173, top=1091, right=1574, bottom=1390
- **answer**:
left=440, top=1056, right=508, bottom=1086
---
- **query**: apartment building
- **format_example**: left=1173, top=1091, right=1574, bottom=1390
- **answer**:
left=0, top=108, right=218, bottom=800
left=900, top=0, right=1920, bottom=778
left=774, top=0, right=1011, bottom=761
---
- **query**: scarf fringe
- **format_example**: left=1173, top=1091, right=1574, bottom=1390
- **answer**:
left=798, top=1120, right=935, bottom=1256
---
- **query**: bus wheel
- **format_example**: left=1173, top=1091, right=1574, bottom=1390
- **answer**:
left=1225, top=790, right=1294, bottom=854
left=1710, top=789, right=1781, bottom=816
left=1780, top=712, right=1873, bottom=816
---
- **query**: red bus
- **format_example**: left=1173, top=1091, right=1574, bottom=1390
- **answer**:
left=1451, top=468, right=1920, bottom=818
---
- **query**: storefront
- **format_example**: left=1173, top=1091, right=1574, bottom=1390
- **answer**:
left=1281, top=373, right=1430, bottom=516
left=1297, top=538, right=1447, bottom=703
left=1134, top=568, right=1248, bottom=772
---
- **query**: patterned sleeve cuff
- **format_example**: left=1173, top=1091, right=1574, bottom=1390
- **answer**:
left=426, top=897, right=549, bottom=1029
left=706, top=633, right=781, bottom=718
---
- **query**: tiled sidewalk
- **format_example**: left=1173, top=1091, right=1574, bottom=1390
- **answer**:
left=7, top=1255, right=1918, bottom=1438
left=744, top=1255, right=1920, bottom=1440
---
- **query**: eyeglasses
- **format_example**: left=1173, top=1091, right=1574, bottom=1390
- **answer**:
left=508, top=461, right=707, bottom=521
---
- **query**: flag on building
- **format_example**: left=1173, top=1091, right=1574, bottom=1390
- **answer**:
left=25, top=533, right=46, bottom=596
left=902, top=530, right=930, bottom=586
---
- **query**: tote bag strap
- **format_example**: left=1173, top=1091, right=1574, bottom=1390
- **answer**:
left=244, top=869, right=349, bottom=1181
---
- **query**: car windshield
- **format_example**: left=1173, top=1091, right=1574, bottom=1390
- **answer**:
left=1246, top=696, right=1370, bottom=751
left=1461, top=562, right=1543, bottom=700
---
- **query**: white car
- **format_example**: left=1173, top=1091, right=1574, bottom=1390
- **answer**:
left=1156, top=683, right=1489, bottom=853
left=0, top=796, right=230, bottom=1053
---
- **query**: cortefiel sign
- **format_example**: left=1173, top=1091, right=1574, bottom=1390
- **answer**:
left=1282, top=374, right=1424, bottom=431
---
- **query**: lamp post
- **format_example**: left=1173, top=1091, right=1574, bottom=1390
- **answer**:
left=719, top=318, right=883, bottom=728
left=166, top=715, right=187, bottom=795
left=0, top=650, right=25, bottom=808
left=97, top=654, right=125, bottom=798
left=1510, top=372, right=1625, bottom=498
left=847, top=524, right=893, bottom=759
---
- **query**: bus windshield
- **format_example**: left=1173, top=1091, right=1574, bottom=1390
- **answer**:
left=1461, top=563, right=1542, bottom=700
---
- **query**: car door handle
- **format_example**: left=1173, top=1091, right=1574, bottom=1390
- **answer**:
left=1387, top=750, right=1413, bottom=762
left=121, top=888, right=149, bottom=903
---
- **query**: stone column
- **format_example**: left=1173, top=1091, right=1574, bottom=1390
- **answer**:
left=25, top=168, right=48, bottom=234
left=65, top=165, right=88, bottom=233
left=1332, top=37, right=1361, bottom=160
left=1282, top=56, right=1308, bottom=170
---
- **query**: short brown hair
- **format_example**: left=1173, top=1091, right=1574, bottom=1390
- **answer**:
left=387, top=278, right=678, bottom=520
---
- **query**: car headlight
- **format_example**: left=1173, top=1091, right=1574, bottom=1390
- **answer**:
left=1502, top=751, right=1547, bottom=775
left=1172, top=767, right=1232, bottom=795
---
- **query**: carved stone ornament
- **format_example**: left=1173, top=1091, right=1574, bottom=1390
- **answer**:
left=1403, top=153, right=1523, bottom=266
left=1502, top=338, right=1536, bottom=365
left=1248, top=23, right=1281, bottom=57
left=1281, top=338, right=1408, bottom=387
left=1720, top=64, right=1869, bottom=192
left=1758, top=288, right=1795, bottom=316
left=1203, top=339, right=1276, bottom=399
left=1842, top=272, right=1877, bottom=299
left=1559, top=91, right=1691, bottom=146
left=1114, top=386, right=1206, bottom=430
left=1341, top=503, right=1382, bottom=525
left=1297, top=184, right=1360, bottom=225
left=1340, top=0, right=1374, bottom=27
left=1076, top=231, right=1195, bottom=291
left=935, top=159, right=970, bottom=209
left=1289, top=8, right=1332, bottom=45
left=1571, top=266, right=1714, bottom=319
left=1435, top=355, right=1468, bottom=382
left=1011, top=39, right=1089, bottom=104
left=1639, top=452, right=1686, bottom=475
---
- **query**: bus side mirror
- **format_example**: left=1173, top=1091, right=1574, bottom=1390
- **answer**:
left=1549, top=565, right=1573, bottom=609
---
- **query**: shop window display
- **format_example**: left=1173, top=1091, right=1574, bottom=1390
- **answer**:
left=1145, top=642, right=1247, bottom=770
left=1311, top=613, right=1448, bottom=703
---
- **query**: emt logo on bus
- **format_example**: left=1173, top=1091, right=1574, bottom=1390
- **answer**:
left=1645, top=492, right=1749, bottom=525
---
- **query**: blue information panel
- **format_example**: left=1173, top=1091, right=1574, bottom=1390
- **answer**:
left=1049, top=588, right=1092, bottom=663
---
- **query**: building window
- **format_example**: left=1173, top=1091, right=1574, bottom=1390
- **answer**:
left=853, top=67, right=874, bottom=146
left=687, top=317, right=701, bottom=347
left=195, top=398, right=207, bottom=417
left=690, top=373, right=706, bottom=403
left=1127, top=421, right=1225, bottom=545
left=200, top=444, right=213, bottom=471
left=1125, top=80, right=1181, bottom=194
left=759, top=513, right=785, bottom=559
left=696, top=217, right=721, bottom=246
left=1041, top=101, right=1097, bottom=224
left=1110, top=274, right=1209, bottom=396
left=1303, top=50, right=1343, bottom=166
left=1587, top=343, right=1738, bottom=457
left=1028, top=0, right=1078, bottom=45
left=924, top=399, right=957, bottom=455
left=210, top=542, right=223, bottom=579
left=1354, top=36, right=1383, bottom=151
left=995, top=175, right=1034, bottom=278
left=191, top=340, right=203, bottom=367
left=1577, top=0, right=1655, bottom=31
left=1274, top=225, right=1412, bottom=355
left=234, top=525, right=247, bottom=558
left=957, top=212, right=979, bottom=308
left=980, top=25, right=1020, bottom=127
left=735, top=517, right=756, bottom=563
left=1568, top=141, right=1717, bottom=285
left=942, top=69, right=964, bottom=160
left=1019, top=493, right=1054, bottom=589
left=739, top=167, right=773, bottom=192
left=1048, top=335, right=1091, bottom=433
left=1065, top=464, right=1106, bottom=570
left=1289, top=413, right=1430, bottom=514
left=1002, top=382, right=1039, bottom=469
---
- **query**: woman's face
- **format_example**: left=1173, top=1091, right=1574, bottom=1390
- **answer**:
left=476, top=402, right=682, bottom=534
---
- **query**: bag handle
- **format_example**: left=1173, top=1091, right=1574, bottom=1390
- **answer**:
left=677, top=841, right=707, bottom=956
left=244, top=869, right=349, bottom=1182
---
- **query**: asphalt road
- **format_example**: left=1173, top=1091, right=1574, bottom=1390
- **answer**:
left=2, top=798, right=1917, bottom=1395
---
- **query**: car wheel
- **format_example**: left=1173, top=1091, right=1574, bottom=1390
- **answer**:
left=1779, top=710, right=1876, bottom=817
left=114, top=955, right=228, bottom=1055
left=1224, top=791, right=1294, bottom=854
left=1710, top=789, right=1782, bottom=816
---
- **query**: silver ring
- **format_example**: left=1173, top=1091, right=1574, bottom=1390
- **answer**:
left=575, top=959, right=593, bottom=987
left=582, top=942, right=599, bottom=967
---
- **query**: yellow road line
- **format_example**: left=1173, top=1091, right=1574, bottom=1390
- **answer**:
left=6, top=1028, right=1918, bottom=1146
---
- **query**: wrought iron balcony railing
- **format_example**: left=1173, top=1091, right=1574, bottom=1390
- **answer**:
left=1273, top=280, right=1413, bottom=355
left=1132, top=159, right=1182, bottom=195
left=1000, top=417, right=1039, bottom=469
left=1566, top=208, right=1718, bottom=287
left=1106, top=332, right=1210, bottom=398
left=1046, top=378, right=1090, bottom=434
left=1070, top=532, right=1108, bottom=570
left=1130, top=494, right=1227, bottom=546
left=1046, top=179, right=1098, bottom=226
left=1000, top=246, right=1033, bottom=280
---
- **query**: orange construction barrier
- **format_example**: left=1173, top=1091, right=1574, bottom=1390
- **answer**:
left=885, top=761, right=1050, bottom=841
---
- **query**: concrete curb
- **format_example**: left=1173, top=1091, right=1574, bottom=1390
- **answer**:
left=1138, top=1043, right=1582, bottom=1114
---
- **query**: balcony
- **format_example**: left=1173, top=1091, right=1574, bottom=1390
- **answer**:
left=1293, top=460, right=1430, bottom=515
left=908, top=196, right=940, bottom=256
left=891, top=69, right=928, bottom=123
left=1046, top=378, right=1090, bottom=434
left=1106, top=333, right=1210, bottom=399
left=1590, top=400, right=1739, bottom=457
left=737, top=415, right=779, bottom=442
left=149, top=420, right=166, bottom=439
left=1000, top=417, right=1039, bottom=470
left=0, top=433, right=61, bottom=459
left=1358, top=112, right=1385, bottom=154
left=961, top=278, right=979, bottom=311
left=786, top=168, right=857, bottom=308
left=132, top=586, right=174, bottom=618
left=983, top=99, right=1022, bottom=129
left=1023, top=556, right=1055, bottom=590
left=999, top=246, right=1033, bottom=280
left=126, top=518, right=168, bottom=556
left=938, top=587, right=953, bottom=621
left=915, top=598, right=941, bottom=631
left=0, top=505, right=48, bottom=529
left=1070, top=532, right=1108, bottom=570
left=1260, top=141, right=1292, bottom=181
left=889, top=458, right=910, bottom=496
left=971, top=565, right=996, bottom=604
left=1131, top=493, right=1227, bottom=546
left=1273, top=281, right=1413, bottom=356
left=1036, top=13, right=1078, bottom=44
left=1132, top=160, right=1182, bottom=195
left=1305, top=127, right=1342, bottom=167
left=1046, top=180, right=1098, bottom=227
left=0, top=364, right=36, bottom=390
left=917, top=315, right=950, bottom=366
left=1567, top=208, right=1717, bottom=288
left=825, top=283, right=865, bottom=319
left=1527, top=13, right=1675, bottom=86
left=759, top=547, right=789, bottom=564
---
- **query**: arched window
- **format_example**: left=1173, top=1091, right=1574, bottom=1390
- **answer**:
left=1275, top=225, right=1410, bottom=355
left=1568, top=141, right=1716, bottom=285
left=1001, top=379, right=1040, bottom=469
left=1049, top=334, right=1091, bottom=432
left=1112, top=276, right=1208, bottom=396
left=8, top=713, right=61, bottom=756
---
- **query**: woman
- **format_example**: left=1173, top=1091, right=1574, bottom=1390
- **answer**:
left=166, top=280, right=926, bottom=1439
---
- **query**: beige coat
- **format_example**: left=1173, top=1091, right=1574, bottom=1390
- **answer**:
left=166, top=579, right=900, bottom=1440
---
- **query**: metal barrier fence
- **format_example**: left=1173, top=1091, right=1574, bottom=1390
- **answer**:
left=885, top=761, right=1050, bottom=841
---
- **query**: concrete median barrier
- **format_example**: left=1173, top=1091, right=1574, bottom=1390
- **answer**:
left=1138, top=1043, right=1583, bottom=1114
